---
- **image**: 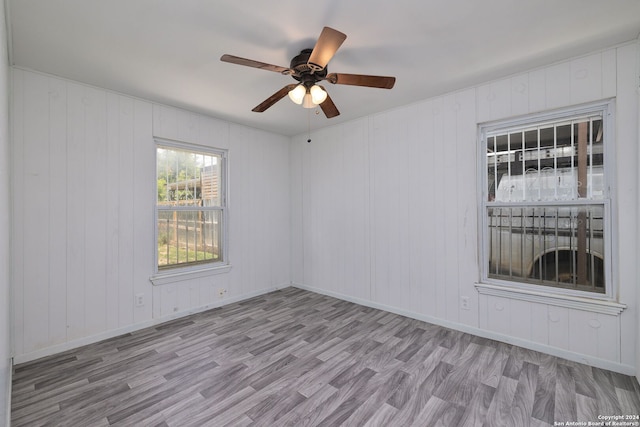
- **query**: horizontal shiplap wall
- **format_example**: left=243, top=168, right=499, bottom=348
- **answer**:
left=11, top=69, right=291, bottom=361
left=292, top=44, right=639, bottom=373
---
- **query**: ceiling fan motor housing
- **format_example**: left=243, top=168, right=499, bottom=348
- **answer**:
left=290, top=49, right=327, bottom=87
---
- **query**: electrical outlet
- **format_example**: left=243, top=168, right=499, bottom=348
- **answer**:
left=218, top=288, right=227, bottom=298
left=135, top=293, right=144, bottom=307
left=460, top=296, right=470, bottom=310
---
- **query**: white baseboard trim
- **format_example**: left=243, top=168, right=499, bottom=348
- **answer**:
left=293, top=283, right=636, bottom=376
left=13, top=286, right=283, bottom=365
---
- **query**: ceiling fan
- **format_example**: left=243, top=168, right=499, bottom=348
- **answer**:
left=220, top=27, right=396, bottom=118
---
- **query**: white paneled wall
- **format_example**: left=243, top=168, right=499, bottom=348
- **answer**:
left=12, top=70, right=154, bottom=359
left=292, top=43, right=639, bottom=374
left=11, top=69, right=291, bottom=362
left=0, top=0, right=11, bottom=420
left=8, top=44, right=639, bottom=376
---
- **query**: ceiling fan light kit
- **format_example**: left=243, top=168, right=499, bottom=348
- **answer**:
left=287, top=83, right=327, bottom=107
left=309, top=85, right=328, bottom=105
left=221, top=27, right=396, bottom=119
left=287, top=84, right=306, bottom=104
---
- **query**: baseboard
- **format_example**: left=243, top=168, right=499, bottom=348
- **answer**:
left=13, top=286, right=283, bottom=366
left=293, top=283, right=636, bottom=376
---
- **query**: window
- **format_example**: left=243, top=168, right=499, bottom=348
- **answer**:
left=480, top=102, right=612, bottom=296
left=155, top=142, right=227, bottom=273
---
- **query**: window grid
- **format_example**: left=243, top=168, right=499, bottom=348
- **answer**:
left=482, top=105, right=610, bottom=295
left=156, top=143, right=227, bottom=272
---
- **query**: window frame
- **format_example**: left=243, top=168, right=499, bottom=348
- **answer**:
left=477, top=100, right=616, bottom=302
left=151, top=138, right=229, bottom=284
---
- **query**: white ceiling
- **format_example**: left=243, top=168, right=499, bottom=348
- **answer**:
left=7, top=0, right=640, bottom=136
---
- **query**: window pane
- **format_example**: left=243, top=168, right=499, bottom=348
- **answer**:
left=157, top=147, right=223, bottom=207
left=487, top=204, right=605, bottom=292
left=157, top=209, right=223, bottom=270
left=487, top=116, right=603, bottom=202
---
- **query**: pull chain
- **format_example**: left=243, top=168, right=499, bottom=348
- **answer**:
left=307, top=108, right=312, bottom=143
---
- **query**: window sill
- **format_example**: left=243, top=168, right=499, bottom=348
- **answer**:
left=475, top=282, right=626, bottom=315
left=150, top=264, right=232, bottom=286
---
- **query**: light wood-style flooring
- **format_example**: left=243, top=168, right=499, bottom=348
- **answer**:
left=11, top=287, right=640, bottom=426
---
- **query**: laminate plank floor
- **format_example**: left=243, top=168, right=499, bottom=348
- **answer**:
left=11, top=287, right=640, bottom=426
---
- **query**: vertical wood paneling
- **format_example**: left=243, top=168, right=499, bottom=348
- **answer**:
left=11, top=41, right=637, bottom=373
left=13, top=73, right=292, bottom=360
left=269, top=131, right=292, bottom=287
left=510, top=74, right=529, bottom=117
left=442, top=94, right=461, bottom=323
left=148, top=113, right=290, bottom=316
left=509, top=299, right=532, bottom=341
left=117, top=96, right=135, bottom=327
left=477, top=80, right=512, bottom=123
left=329, top=125, right=346, bottom=297
left=0, top=2, right=9, bottom=416
left=548, top=307, right=570, bottom=351
left=83, top=87, right=108, bottom=336
left=105, top=93, right=120, bottom=331
left=390, top=108, right=411, bottom=310
left=431, top=97, right=447, bottom=320
left=567, top=311, right=620, bottom=362
left=455, top=88, right=479, bottom=328
left=486, top=296, right=510, bottom=336
left=132, top=100, right=154, bottom=324
left=413, top=100, right=437, bottom=316
left=22, top=71, right=51, bottom=352
left=9, top=72, right=149, bottom=358
left=228, top=124, right=249, bottom=296
left=545, top=63, right=571, bottom=109
left=292, top=45, right=634, bottom=371
left=11, top=69, right=25, bottom=356
left=290, top=142, right=304, bottom=284
left=614, top=43, right=639, bottom=368
left=341, top=119, right=370, bottom=301
left=370, top=108, right=412, bottom=310
left=65, top=82, right=87, bottom=341
left=47, top=78, right=68, bottom=345
left=601, top=49, right=617, bottom=98
left=528, top=69, right=547, bottom=113
left=152, top=104, right=178, bottom=141
left=369, top=113, right=388, bottom=304
left=406, top=102, right=428, bottom=315
left=298, top=118, right=371, bottom=301
left=570, top=53, right=603, bottom=105
left=568, top=310, right=599, bottom=359
left=530, top=303, right=549, bottom=345
left=596, top=313, right=620, bottom=362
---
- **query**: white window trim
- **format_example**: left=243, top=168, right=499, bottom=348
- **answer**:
left=476, top=100, right=622, bottom=313
left=150, top=264, right=232, bottom=286
left=151, top=138, right=230, bottom=285
left=474, top=282, right=626, bottom=315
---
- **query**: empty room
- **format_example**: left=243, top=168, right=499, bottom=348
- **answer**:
left=1, top=1, right=640, bottom=426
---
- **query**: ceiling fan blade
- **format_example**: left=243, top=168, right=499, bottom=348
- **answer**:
left=220, top=54, right=292, bottom=75
left=326, top=73, right=396, bottom=89
left=252, top=84, right=297, bottom=113
left=307, top=27, right=347, bottom=72
left=318, top=88, right=340, bottom=118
